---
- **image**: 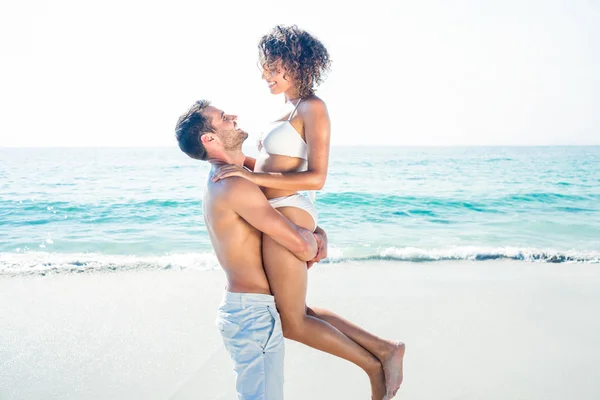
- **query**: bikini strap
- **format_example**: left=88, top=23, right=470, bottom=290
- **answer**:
left=288, top=99, right=302, bottom=121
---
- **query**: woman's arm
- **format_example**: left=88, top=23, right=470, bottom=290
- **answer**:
left=213, top=98, right=331, bottom=191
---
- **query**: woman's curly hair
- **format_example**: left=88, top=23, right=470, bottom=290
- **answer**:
left=258, top=25, right=331, bottom=99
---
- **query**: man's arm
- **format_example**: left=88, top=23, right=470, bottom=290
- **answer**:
left=224, top=178, right=317, bottom=261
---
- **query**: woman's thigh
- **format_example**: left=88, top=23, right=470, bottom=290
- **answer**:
left=262, top=207, right=314, bottom=320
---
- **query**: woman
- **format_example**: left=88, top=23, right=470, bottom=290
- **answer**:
left=213, top=25, right=404, bottom=400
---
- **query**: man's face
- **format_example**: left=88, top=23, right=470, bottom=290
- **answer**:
left=203, top=106, right=249, bottom=151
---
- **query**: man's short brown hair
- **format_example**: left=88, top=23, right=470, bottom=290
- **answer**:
left=175, top=100, right=214, bottom=160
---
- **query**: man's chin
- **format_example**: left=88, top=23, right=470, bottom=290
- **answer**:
left=232, top=131, right=248, bottom=149
left=238, top=130, right=249, bottom=141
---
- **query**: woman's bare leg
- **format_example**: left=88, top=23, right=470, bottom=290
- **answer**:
left=307, top=307, right=405, bottom=398
left=263, top=207, right=386, bottom=400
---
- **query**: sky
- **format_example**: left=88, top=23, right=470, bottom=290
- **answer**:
left=0, top=0, right=599, bottom=148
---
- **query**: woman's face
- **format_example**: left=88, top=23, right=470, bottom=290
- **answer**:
left=261, top=60, right=294, bottom=95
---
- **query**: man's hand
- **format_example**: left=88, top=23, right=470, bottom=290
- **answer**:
left=307, top=228, right=328, bottom=270
left=213, top=164, right=254, bottom=183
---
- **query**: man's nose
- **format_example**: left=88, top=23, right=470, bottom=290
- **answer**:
left=225, top=114, right=238, bottom=121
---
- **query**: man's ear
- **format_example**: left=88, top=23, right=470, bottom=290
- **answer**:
left=201, top=133, right=218, bottom=145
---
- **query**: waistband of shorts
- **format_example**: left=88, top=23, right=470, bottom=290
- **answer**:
left=221, top=291, right=276, bottom=308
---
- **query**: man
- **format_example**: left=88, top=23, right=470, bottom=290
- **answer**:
left=174, top=100, right=326, bottom=399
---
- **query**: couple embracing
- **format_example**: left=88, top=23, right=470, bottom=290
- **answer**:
left=176, top=25, right=404, bottom=400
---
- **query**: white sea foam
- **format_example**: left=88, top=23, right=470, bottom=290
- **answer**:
left=2, top=246, right=598, bottom=277
left=0, top=252, right=220, bottom=276
left=377, top=246, right=600, bottom=263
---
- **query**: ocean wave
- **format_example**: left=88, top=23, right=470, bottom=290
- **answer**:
left=1, top=198, right=201, bottom=213
left=485, top=157, right=513, bottom=162
left=317, top=192, right=600, bottom=214
left=0, top=252, right=219, bottom=277
left=1, top=247, right=598, bottom=277
left=505, top=193, right=597, bottom=203
left=370, top=246, right=600, bottom=263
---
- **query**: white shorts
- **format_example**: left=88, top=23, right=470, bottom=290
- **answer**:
left=268, top=193, right=318, bottom=231
left=216, top=291, right=285, bottom=400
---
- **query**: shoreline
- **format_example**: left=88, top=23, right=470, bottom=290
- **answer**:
left=2, top=250, right=599, bottom=278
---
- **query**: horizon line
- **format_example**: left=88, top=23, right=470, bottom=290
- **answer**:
left=1, top=144, right=599, bottom=149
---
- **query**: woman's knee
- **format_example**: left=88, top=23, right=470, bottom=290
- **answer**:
left=281, top=323, right=297, bottom=340
left=280, top=313, right=308, bottom=340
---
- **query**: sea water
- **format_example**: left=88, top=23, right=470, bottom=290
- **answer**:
left=1, top=146, right=599, bottom=275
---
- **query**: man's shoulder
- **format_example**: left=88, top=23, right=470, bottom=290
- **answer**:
left=207, top=177, right=259, bottom=204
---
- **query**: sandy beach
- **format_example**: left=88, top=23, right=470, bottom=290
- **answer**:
left=1, top=260, right=600, bottom=400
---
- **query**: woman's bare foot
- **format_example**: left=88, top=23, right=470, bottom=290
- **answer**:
left=367, top=362, right=387, bottom=400
left=381, top=341, right=405, bottom=399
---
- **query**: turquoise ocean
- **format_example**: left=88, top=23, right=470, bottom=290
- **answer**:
left=1, top=146, right=599, bottom=276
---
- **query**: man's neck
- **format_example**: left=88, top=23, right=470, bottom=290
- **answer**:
left=207, top=150, right=246, bottom=167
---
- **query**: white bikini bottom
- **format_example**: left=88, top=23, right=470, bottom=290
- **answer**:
left=268, top=193, right=318, bottom=231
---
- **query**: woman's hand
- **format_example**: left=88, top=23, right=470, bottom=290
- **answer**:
left=212, top=164, right=254, bottom=183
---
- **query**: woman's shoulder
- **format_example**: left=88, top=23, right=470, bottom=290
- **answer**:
left=298, top=95, right=329, bottom=116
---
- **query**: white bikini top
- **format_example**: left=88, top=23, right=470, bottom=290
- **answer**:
left=260, top=100, right=307, bottom=161
left=257, top=99, right=316, bottom=203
